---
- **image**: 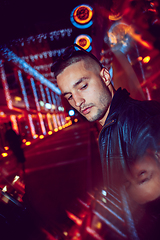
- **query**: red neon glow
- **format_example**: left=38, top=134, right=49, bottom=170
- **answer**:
left=86, top=227, right=103, bottom=240
left=66, top=211, right=82, bottom=226
left=10, top=115, right=19, bottom=134
left=128, top=26, right=152, bottom=49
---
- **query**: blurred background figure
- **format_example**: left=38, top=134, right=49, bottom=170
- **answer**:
left=5, top=121, right=26, bottom=180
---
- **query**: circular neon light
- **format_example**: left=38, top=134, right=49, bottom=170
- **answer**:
left=74, top=35, right=92, bottom=51
left=70, top=4, right=93, bottom=29
left=69, top=110, right=75, bottom=116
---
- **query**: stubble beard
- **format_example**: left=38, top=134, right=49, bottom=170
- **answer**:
left=85, top=87, right=112, bottom=122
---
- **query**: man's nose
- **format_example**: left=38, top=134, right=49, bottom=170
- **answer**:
left=74, top=93, right=85, bottom=107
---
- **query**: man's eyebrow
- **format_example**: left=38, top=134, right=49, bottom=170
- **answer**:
left=62, top=78, right=88, bottom=97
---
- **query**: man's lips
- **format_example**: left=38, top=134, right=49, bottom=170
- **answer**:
left=81, top=106, right=92, bottom=115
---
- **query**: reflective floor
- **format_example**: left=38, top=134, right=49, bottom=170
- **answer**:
left=0, top=121, right=102, bottom=240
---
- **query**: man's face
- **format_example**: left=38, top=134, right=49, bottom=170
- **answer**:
left=57, top=60, right=112, bottom=125
left=124, top=153, right=160, bottom=204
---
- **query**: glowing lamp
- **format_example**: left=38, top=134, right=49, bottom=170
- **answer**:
left=45, top=103, right=52, bottom=109
left=25, top=141, right=31, bottom=146
left=48, top=131, right=52, bottom=135
left=39, top=135, right=44, bottom=139
left=96, top=222, right=102, bottom=229
left=58, top=126, right=63, bottom=130
left=65, top=116, right=71, bottom=121
left=22, top=139, right=26, bottom=143
left=39, top=101, right=44, bottom=107
left=137, top=56, right=143, bottom=61
left=102, top=189, right=107, bottom=196
left=2, top=185, right=7, bottom=192
left=63, top=232, right=68, bottom=236
left=15, top=96, right=22, bottom=102
left=74, top=118, right=78, bottom=123
left=54, top=128, right=58, bottom=132
left=52, top=104, right=56, bottom=110
left=143, top=56, right=150, bottom=63
left=0, top=111, right=5, bottom=116
left=33, top=134, right=38, bottom=139
left=4, top=146, right=9, bottom=151
left=1, top=152, right=8, bottom=157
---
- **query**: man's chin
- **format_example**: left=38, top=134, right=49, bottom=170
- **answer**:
left=84, top=115, right=98, bottom=122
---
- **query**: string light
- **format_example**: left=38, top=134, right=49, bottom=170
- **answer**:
left=22, top=48, right=66, bottom=62
left=9, top=28, right=73, bottom=46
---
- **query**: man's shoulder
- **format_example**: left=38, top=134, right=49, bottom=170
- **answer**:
left=121, top=97, right=160, bottom=116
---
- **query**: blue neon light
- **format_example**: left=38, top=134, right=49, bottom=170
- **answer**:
left=39, top=84, right=47, bottom=107
left=0, top=47, right=61, bottom=94
left=30, top=78, right=40, bottom=111
left=46, top=87, right=52, bottom=105
left=69, top=109, right=75, bottom=116
left=51, top=92, right=57, bottom=107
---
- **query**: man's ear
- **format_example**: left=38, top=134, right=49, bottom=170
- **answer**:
left=100, top=68, right=111, bottom=86
left=155, top=150, right=160, bottom=162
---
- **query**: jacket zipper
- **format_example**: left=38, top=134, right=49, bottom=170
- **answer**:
left=99, top=119, right=116, bottom=137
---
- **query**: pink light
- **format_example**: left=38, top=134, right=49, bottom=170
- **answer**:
left=47, top=113, right=53, bottom=130
left=38, top=113, right=46, bottom=135
left=52, top=114, right=58, bottom=129
left=28, top=114, right=36, bottom=137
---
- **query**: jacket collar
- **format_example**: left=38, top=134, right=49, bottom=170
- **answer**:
left=104, top=88, right=130, bottom=125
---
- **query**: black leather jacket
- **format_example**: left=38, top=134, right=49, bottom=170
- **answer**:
left=98, top=88, right=160, bottom=188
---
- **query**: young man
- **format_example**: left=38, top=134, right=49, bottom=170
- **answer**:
left=52, top=45, right=160, bottom=204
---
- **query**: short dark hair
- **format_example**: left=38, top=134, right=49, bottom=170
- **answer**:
left=51, top=46, right=103, bottom=78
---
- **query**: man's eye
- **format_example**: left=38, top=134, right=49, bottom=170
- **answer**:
left=67, top=95, right=72, bottom=101
left=81, top=84, right=88, bottom=90
left=139, top=178, right=149, bottom=185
